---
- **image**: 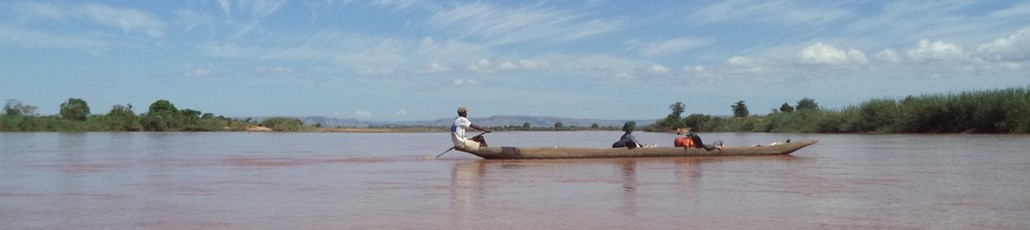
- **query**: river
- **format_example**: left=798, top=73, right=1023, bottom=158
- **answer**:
left=1, top=132, right=1028, bottom=229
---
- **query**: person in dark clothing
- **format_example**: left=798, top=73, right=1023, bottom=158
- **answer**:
left=612, top=121, right=642, bottom=149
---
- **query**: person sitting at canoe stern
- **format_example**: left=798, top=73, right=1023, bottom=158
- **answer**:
left=451, top=106, right=491, bottom=151
left=611, top=121, right=643, bottom=149
left=674, top=126, right=723, bottom=151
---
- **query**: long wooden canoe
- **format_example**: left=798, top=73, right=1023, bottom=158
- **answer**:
left=456, top=140, right=817, bottom=160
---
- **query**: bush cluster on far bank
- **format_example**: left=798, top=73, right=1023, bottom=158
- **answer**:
left=1, top=99, right=309, bottom=132
left=647, top=87, right=1030, bottom=134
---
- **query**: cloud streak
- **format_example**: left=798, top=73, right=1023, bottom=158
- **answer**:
left=427, top=2, right=622, bottom=47
left=11, top=2, right=166, bottom=37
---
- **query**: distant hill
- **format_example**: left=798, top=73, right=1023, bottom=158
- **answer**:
left=255, top=115, right=657, bottom=129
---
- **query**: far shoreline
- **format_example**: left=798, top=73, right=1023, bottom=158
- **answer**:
left=240, top=126, right=447, bottom=133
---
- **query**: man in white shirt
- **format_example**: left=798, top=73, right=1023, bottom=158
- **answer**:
left=451, top=106, right=491, bottom=151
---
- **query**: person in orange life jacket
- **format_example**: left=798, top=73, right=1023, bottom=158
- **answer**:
left=674, top=126, right=722, bottom=151
left=612, top=121, right=642, bottom=149
left=451, top=106, right=491, bottom=151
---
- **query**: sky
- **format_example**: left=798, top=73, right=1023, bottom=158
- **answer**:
left=1, top=0, right=1028, bottom=121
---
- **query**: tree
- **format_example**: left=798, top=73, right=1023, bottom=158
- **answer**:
left=59, top=98, right=90, bottom=121
left=149, top=100, right=178, bottom=113
left=652, top=101, right=687, bottom=130
left=668, top=102, right=685, bottom=120
left=142, top=100, right=179, bottom=131
left=522, top=122, right=531, bottom=130
left=106, top=104, right=139, bottom=131
left=797, top=97, right=819, bottom=110
left=554, top=121, right=564, bottom=129
left=4, top=99, right=37, bottom=116
left=732, top=100, right=750, bottom=118
left=779, top=103, right=795, bottom=113
left=591, top=123, right=600, bottom=129
left=683, top=114, right=711, bottom=129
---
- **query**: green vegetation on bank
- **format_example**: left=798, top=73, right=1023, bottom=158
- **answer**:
left=646, top=87, right=1030, bottom=134
left=5, top=87, right=1028, bottom=133
left=1, top=99, right=309, bottom=132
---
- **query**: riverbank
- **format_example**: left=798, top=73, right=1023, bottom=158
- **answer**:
left=240, top=126, right=447, bottom=133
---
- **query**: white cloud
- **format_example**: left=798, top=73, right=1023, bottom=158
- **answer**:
left=428, top=2, right=621, bottom=46
left=683, top=64, right=725, bottom=83
left=0, top=26, right=109, bottom=53
left=683, top=65, right=717, bottom=81
left=636, top=36, right=710, bottom=57
left=175, top=9, right=213, bottom=32
left=415, top=62, right=453, bottom=74
left=467, top=58, right=552, bottom=73
left=11, top=2, right=166, bottom=37
left=726, top=56, right=774, bottom=74
left=497, top=61, right=518, bottom=71
left=15, top=2, right=67, bottom=20
left=249, top=66, right=293, bottom=74
left=209, top=0, right=287, bottom=38
left=795, top=42, right=868, bottom=65
left=371, top=0, right=419, bottom=10
left=453, top=78, right=480, bottom=86
left=649, top=65, right=670, bottom=75
left=199, top=42, right=246, bottom=58
left=83, top=3, right=166, bottom=37
left=355, top=67, right=396, bottom=77
left=989, top=2, right=1030, bottom=18
left=543, top=53, right=644, bottom=76
left=613, top=72, right=635, bottom=80
left=517, top=59, right=552, bottom=70
left=875, top=48, right=904, bottom=64
left=186, top=68, right=213, bottom=77
left=394, top=109, right=408, bottom=116
left=727, top=56, right=755, bottom=66
left=216, top=0, right=231, bottom=15
left=233, top=0, right=288, bottom=18
left=332, top=36, right=410, bottom=66
left=907, top=39, right=967, bottom=62
left=683, top=65, right=707, bottom=73
left=353, top=110, right=373, bottom=118
left=468, top=59, right=495, bottom=73
left=977, top=27, right=1030, bottom=62
left=691, top=0, right=850, bottom=26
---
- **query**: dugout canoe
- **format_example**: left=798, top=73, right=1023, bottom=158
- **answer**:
left=456, top=140, right=817, bottom=160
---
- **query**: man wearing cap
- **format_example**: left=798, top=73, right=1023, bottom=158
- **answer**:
left=451, top=106, right=491, bottom=151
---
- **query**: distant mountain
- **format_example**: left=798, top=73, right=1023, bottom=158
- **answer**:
left=281, top=115, right=657, bottom=128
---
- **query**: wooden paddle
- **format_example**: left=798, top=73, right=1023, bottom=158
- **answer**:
left=433, top=131, right=488, bottom=159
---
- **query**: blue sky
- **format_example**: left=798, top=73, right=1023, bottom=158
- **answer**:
left=2, top=0, right=1028, bottom=121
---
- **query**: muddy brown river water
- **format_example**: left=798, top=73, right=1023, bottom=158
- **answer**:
left=1, top=132, right=1028, bottom=229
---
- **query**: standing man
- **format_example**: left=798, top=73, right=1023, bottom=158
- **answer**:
left=451, top=106, right=491, bottom=151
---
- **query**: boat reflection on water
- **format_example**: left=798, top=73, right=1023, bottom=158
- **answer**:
left=447, top=156, right=761, bottom=229
left=451, top=160, right=486, bottom=229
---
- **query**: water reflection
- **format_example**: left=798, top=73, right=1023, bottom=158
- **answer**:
left=616, top=159, right=637, bottom=217
left=451, top=160, right=485, bottom=229
left=448, top=158, right=719, bottom=229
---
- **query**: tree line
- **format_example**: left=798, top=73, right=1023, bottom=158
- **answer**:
left=1, top=99, right=309, bottom=132
left=646, top=87, right=1030, bottom=134
left=6, top=87, right=1027, bottom=133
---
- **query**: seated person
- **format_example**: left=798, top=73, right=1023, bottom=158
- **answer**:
left=674, top=126, right=722, bottom=151
left=612, top=121, right=642, bottom=149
